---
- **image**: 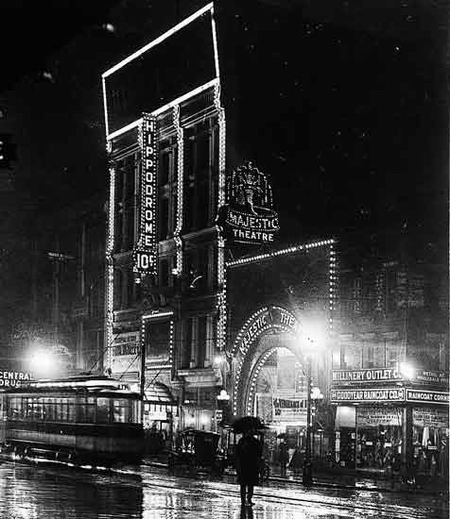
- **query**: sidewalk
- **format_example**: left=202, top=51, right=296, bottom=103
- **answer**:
left=268, top=464, right=449, bottom=495
left=143, top=453, right=449, bottom=496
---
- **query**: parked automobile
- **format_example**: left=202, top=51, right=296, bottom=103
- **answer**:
left=168, top=429, right=225, bottom=476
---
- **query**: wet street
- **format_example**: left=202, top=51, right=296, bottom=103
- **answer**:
left=0, top=460, right=447, bottom=519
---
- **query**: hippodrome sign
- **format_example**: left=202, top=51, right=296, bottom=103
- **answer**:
left=134, top=113, right=158, bottom=276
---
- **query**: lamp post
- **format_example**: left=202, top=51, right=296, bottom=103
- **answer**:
left=298, top=322, right=326, bottom=487
left=303, top=355, right=313, bottom=486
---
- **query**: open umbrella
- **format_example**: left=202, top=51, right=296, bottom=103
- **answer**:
left=231, top=416, right=267, bottom=433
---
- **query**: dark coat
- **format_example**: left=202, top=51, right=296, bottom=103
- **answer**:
left=279, top=442, right=289, bottom=463
left=235, top=435, right=263, bottom=485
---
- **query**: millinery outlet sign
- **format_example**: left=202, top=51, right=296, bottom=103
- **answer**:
left=134, top=113, right=158, bottom=277
left=218, top=161, right=279, bottom=244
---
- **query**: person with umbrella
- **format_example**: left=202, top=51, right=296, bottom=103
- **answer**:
left=278, top=436, right=289, bottom=477
left=233, top=417, right=264, bottom=507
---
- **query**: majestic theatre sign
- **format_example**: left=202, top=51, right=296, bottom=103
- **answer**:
left=218, top=161, right=280, bottom=244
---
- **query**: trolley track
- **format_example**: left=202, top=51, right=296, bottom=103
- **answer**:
left=1, top=456, right=447, bottom=519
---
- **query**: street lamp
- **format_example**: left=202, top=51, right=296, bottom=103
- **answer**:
left=299, top=322, right=326, bottom=487
left=26, top=342, right=61, bottom=379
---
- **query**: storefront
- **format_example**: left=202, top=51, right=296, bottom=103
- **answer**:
left=143, top=383, right=177, bottom=453
left=355, top=405, right=403, bottom=469
left=407, top=390, right=449, bottom=477
left=331, top=369, right=449, bottom=475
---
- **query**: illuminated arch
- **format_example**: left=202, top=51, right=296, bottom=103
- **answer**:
left=231, top=306, right=300, bottom=416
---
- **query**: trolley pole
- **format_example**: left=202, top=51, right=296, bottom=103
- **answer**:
left=303, top=357, right=313, bottom=486
left=140, top=336, right=146, bottom=425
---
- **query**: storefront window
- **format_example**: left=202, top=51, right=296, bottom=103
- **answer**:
left=356, top=406, right=402, bottom=469
left=412, top=407, right=449, bottom=477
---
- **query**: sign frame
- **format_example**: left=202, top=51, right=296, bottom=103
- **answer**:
left=134, top=113, right=159, bottom=277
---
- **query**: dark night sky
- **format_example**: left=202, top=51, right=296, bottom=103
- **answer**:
left=0, top=0, right=448, bottom=256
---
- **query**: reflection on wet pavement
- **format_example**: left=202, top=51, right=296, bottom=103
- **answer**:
left=0, top=460, right=446, bottom=519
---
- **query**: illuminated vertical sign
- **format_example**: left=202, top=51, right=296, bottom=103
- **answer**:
left=134, top=113, right=158, bottom=277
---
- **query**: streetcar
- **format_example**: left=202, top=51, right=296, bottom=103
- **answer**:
left=0, top=375, right=145, bottom=465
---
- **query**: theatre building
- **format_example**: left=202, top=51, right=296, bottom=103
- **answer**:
left=101, top=4, right=227, bottom=438
left=331, top=254, right=449, bottom=477
left=101, top=4, right=338, bottom=445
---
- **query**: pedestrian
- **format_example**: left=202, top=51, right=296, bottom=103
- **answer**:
left=278, top=439, right=289, bottom=477
left=289, top=447, right=303, bottom=476
left=235, top=429, right=263, bottom=507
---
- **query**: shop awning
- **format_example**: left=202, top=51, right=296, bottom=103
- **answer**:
left=144, top=382, right=175, bottom=404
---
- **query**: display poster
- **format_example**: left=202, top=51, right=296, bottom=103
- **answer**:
left=273, top=397, right=307, bottom=424
left=111, top=331, right=140, bottom=376
left=413, top=407, right=449, bottom=428
left=357, top=406, right=402, bottom=427
left=144, top=319, right=171, bottom=364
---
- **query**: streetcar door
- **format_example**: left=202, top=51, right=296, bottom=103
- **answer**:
left=0, top=394, right=6, bottom=443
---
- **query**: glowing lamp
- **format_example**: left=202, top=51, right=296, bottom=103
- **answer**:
left=26, top=345, right=60, bottom=378
left=399, top=361, right=416, bottom=381
left=217, top=389, right=230, bottom=401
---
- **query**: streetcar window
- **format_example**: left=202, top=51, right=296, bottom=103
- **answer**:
left=97, top=398, right=111, bottom=424
left=8, top=397, right=21, bottom=419
left=47, top=398, right=56, bottom=421
left=44, top=398, right=55, bottom=421
left=57, top=398, right=68, bottom=421
left=112, top=399, right=132, bottom=423
left=76, top=397, right=86, bottom=423
left=86, top=397, right=96, bottom=423
left=33, top=398, right=44, bottom=420
left=67, top=397, right=76, bottom=422
left=25, top=397, right=33, bottom=420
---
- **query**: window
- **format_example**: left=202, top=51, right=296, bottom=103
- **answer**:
left=385, top=341, right=400, bottom=368
left=183, top=125, right=214, bottom=232
left=197, top=316, right=207, bottom=368
left=185, top=318, right=194, bottom=368
left=159, top=197, right=169, bottom=240
left=114, top=156, right=137, bottom=253
left=113, top=399, right=132, bottom=423
left=144, top=320, right=171, bottom=363
left=158, top=146, right=175, bottom=240
left=341, top=343, right=361, bottom=369
left=160, top=257, right=170, bottom=288
left=362, top=345, right=374, bottom=368
left=86, top=397, right=96, bottom=423
left=97, top=398, right=110, bottom=424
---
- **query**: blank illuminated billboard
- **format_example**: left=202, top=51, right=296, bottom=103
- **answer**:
left=103, top=3, right=218, bottom=137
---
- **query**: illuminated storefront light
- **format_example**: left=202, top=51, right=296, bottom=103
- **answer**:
left=173, top=105, right=184, bottom=276
left=105, top=164, right=116, bottom=369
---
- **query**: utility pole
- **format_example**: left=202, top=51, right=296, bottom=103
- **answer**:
left=303, top=357, right=313, bottom=486
left=140, top=334, right=146, bottom=424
